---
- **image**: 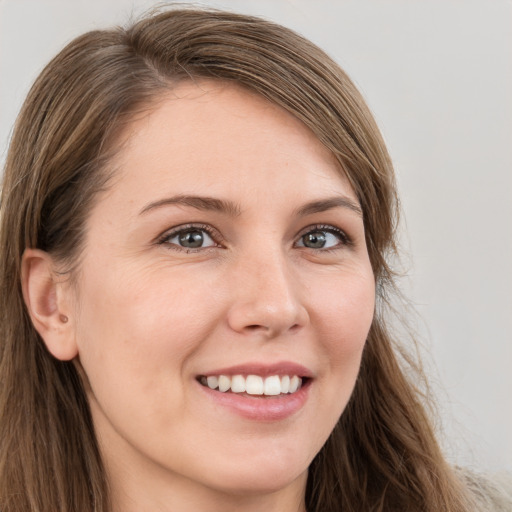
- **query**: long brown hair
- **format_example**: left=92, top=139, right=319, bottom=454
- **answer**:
left=0, top=8, right=471, bottom=511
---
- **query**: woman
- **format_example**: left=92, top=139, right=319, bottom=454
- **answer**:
left=0, top=8, right=507, bottom=512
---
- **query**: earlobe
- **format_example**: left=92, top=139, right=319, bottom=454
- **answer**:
left=21, top=248, right=78, bottom=361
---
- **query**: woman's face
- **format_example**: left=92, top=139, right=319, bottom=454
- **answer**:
left=69, top=81, right=375, bottom=505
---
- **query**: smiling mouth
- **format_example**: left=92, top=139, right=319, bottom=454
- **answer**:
left=198, top=374, right=308, bottom=396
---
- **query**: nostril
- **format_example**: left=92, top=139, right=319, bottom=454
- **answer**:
left=246, top=324, right=265, bottom=331
left=243, top=323, right=301, bottom=335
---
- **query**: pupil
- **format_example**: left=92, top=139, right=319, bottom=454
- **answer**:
left=304, top=231, right=326, bottom=248
left=179, top=230, right=204, bottom=248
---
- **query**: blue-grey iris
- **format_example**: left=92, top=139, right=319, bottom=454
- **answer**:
left=179, top=230, right=204, bottom=248
left=302, top=231, right=326, bottom=248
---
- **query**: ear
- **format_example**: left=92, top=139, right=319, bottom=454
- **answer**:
left=21, top=248, right=78, bottom=361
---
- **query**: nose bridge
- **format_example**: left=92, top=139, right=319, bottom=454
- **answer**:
left=227, top=244, right=307, bottom=337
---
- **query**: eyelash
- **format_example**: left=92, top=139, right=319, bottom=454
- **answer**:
left=157, top=223, right=352, bottom=252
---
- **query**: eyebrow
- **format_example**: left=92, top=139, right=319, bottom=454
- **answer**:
left=139, top=194, right=242, bottom=217
left=139, top=194, right=362, bottom=218
left=296, top=196, right=363, bottom=217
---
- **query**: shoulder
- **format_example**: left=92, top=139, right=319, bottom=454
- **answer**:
left=457, top=468, right=512, bottom=512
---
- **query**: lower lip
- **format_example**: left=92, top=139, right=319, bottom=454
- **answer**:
left=197, top=380, right=311, bottom=421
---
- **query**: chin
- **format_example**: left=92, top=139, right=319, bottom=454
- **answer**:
left=209, top=467, right=308, bottom=497
left=193, top=446, right=310, bottom=497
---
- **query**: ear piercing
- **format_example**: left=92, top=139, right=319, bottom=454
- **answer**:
left=59, top=314, right=69, bottom=323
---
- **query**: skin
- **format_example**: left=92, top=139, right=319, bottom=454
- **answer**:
left=24, top=81, right=375, bottom=512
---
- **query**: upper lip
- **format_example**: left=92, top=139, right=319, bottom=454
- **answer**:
left=197, top=361, right=313, bottom=378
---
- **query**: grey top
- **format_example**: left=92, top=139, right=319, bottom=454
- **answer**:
left=461, top=469, right=512, bottom=511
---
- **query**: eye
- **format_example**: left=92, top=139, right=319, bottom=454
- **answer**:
left=295, top=226, right=349, bottom=250
left=162, top=226, right=217, bottom=250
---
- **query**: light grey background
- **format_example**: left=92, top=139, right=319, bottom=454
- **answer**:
left=1, top=0, right=511, bottom=473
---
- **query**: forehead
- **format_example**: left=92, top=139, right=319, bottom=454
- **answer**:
left=102, top=80, right=356, bottom=214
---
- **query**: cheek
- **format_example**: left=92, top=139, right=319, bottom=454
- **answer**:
left=317, top=269, right=375, bottom=341
left=72, top=264, right=221, bottom=396
left=295, top=268, right=375, bottom=456
left=312, top=268, right=375, bottom=382
left=72, top=266, right=226, bottom=448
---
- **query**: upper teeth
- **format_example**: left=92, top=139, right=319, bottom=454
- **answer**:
left=201, top=374, right=302, bottom=395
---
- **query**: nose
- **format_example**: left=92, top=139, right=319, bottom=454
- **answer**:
left=226, top=250, right=309, bottom=338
